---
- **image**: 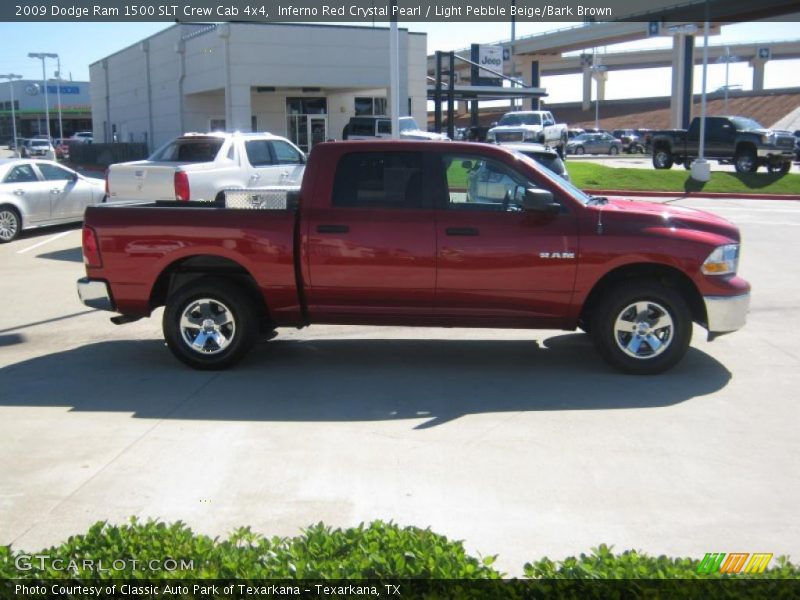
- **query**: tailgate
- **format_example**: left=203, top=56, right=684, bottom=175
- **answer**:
left=107, top=162, right=178, bottom=202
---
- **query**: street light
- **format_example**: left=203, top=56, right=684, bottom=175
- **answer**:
left=28, top=52, right=58, bottom=140
left=0, top=74, right=23, bottom=156
left=48, top=54, right=65, bottom=144
left=716, top=47, right=740, bottom=113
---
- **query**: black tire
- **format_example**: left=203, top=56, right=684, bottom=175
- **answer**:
left=768, top=161, right=791, bottom=174
left=609, top=146, right=619, bottom=156
left=591, top=281, right=692, bottom=375
left=0, top=206, right=21, bottom=243
left=163, top=277, right=259, bottom=370
left=734, top=148, right=758, bottom=174
left=683, top=158, right=693, bottom=170
left=575, top=146, right=585, bottom=155
left=652, top=148, right=674, bottom=169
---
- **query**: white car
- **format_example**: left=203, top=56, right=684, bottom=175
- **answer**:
left=23, top=139, right=56, bottom=160
left=106, top=132, right=306, bottom=204
left=486, top=111, right=569, bottom=156
left=70, top=131, right=94, bottom=144
left=0, top=159, right=106, bottom=243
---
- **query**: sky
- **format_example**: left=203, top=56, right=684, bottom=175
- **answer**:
left=0, top=20, right=798, bottom=104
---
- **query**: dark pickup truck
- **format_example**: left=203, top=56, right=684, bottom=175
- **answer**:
left=77, top=140, right=750, bottom=375
left=651, top=116, right=795, bottom=174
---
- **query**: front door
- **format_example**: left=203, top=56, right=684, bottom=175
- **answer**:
left=1, top=163, right=50, bottom=223
left=432, top=152, right=578, bottom=324
left=36, top=163, right=88, bottom=220
left=308, top=116, right=327, bottom=149
left=305, top=150, right=436, bottom=321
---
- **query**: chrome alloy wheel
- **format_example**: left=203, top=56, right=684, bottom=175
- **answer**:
left=0, top=210, right=19, bottom=242
left=613, top=300, right=674, bottom=360
left=179, top=298, right=236, bottom=355
left=654, top=151, right=670, bottom=168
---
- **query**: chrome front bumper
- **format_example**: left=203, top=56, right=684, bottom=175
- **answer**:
left=756, top=147, right=794, bottom=159
left=77, top=278, right=114, bottom=311
left=704, top=293, right=750, bottom=338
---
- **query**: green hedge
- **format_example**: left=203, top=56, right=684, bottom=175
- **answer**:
left=2, top=519, right=798, bottom=581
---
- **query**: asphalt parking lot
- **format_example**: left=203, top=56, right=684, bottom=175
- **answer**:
left=1, top=196, right=799, bottom=575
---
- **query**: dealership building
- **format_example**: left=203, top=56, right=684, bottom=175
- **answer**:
left=0, top=79, right=92, bottom=141
left=90, top=22, right=428, bottom=152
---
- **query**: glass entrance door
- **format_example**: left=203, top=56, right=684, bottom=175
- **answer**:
left=286, top=97, right=327, bottom=153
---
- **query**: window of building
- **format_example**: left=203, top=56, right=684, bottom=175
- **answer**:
left=332, top=152, right=423, bottom=209
left=286, top=98, right=327, bottom=115
left=209, top=118, right=226, bottom=131
left=354, top=96, right=387, bottom=116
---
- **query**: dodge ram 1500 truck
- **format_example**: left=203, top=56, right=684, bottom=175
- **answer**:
left=651, top=116, right=795, bottom=173
left=77, top=141, right=750, bottom=374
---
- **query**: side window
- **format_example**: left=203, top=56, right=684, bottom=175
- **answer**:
left=443, top=154, right=530, bottom=211
left=377, top=120, right=391, bottom=135
left=244, top=140, right=274, bottom=167
left=271, top=141, right=303, bottom=165
left=38, top=164, right=74, bottom=181
left=350, top=119, right=372, bottom=136
left=4, top=164, right=39, bottom=183
left=332, top=152, right=423, bottom=209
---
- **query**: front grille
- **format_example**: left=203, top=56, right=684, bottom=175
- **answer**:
left=495, top=132, right=524, bottom=142
left=776, top=136, right=794, bottom=149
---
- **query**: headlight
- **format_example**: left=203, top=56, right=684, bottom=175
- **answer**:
left=523, top=131, right=536, bottom=141
left=486, top=131, right=496, bottom=141
left=701, top=244, right=739, bottom=276
left=761, top=133, right=776, bottom=145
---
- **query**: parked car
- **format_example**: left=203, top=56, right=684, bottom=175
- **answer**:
left=566, top=133, right=623, bottom=155
left=498, top=142, right=570, bottom=181
left=23, top=138, right=56, bottom=160
left=794, top=130, right=800, bottom=163
left=567, top=128, right=585, bottom=139
left=77, top=140, right=750, bottom=374
left=486, top=111, right=568, bottom=156
left=106, top=131, right=306, bottom=204
left=611, top=129, right=645, bottom=153
left=0, top=159, right=105, bottom=243
left=70, top=131, right=93, bottom=144
left=651, top=116, right=795, bottom=173
left=343, top=116, right=449, bottom=141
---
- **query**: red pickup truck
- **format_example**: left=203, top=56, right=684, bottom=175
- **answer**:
left=77, top=141, right=750, bottom=374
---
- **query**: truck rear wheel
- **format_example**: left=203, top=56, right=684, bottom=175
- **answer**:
left=652, top=149, right=674, bottom=169
left=591, top=281, right=691, bottom=375
left=163, top=277, right=258, bottom=370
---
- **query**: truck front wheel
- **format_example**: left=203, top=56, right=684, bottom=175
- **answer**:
left=163, top=277, right=258, bottom=370
left=591, top=282, right=691, bottom=374
left=652, top=149, right=674, bottom=169
left=734, top=148, right=758, bottom=173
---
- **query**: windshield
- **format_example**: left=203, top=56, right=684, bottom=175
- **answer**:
left=498, top=113, right=542, bottom=127
left=729, top=117, right=764, bottom=131
left=31, top=140, right=50, bottom=147
left=571, top=134, right=593, bottom=142
left=518, top=151, right=565, bottom=176
left=511, top=150, right=592, bottom=205
left=398, top=117, right=418, bottom=132
left=149, top=138, right=224, bottom=162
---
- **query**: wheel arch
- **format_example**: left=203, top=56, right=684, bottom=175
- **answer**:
left=579, top=262, right=707, bottom=329
left=149, top=254, right=272, bottom=324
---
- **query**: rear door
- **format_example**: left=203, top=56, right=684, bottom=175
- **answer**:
left=432, top=151, right=578, bottom=323
left=304, top=150, right=436, bottom=320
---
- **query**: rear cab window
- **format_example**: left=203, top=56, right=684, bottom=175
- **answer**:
left=332, top=152, right=423, bottom=209
left=149, top=137, right=224, bottom=162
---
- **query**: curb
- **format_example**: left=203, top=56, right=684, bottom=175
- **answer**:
left=584, top=188, right=800, bottom=201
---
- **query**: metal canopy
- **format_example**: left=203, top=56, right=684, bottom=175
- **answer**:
left=426, top=85, right=547, bottom=102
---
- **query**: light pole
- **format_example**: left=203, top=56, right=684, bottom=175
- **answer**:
left=51, top=55, right=64, bottom=143
left=716, top=47, right=739, bottom=113
left=28, top=52, right=58, bottom=140
left=691, top=18, right=711, bottom=182
left=0, top=74, right=23, bottom=156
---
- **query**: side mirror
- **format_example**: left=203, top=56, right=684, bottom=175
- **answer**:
left=71, top=172, right=79, bottom=182
left=523, top=188, right=560, bottom=214
left=491, top=122, right=498, bottom=127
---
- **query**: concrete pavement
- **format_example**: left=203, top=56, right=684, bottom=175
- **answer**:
left=0, top=198, right=798, bottom=575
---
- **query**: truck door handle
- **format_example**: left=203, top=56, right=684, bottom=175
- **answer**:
left=13, top=189, right=25, bottom=196
left=51, top=188, right=62, bottom=194
left=446, top=227, right=479, bottom=236
left=316, top=224, right=349, bottom=234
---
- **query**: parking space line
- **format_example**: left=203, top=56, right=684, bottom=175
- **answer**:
left=16, top=231, right=75, bottom=254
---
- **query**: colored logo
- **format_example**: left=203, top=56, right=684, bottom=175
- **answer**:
left=697, top=552, right=773, bottom=574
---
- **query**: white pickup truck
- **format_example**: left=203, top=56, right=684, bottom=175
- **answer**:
left=486, top=111, right=569, bottom=156
left=106, top=132, right=305, bottom=204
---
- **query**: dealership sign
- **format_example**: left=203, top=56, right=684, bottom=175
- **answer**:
left=478, top=45, right=504, bottom=78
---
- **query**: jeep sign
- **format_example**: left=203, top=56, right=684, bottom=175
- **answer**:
left=478, top=45, right=504, bottom=78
